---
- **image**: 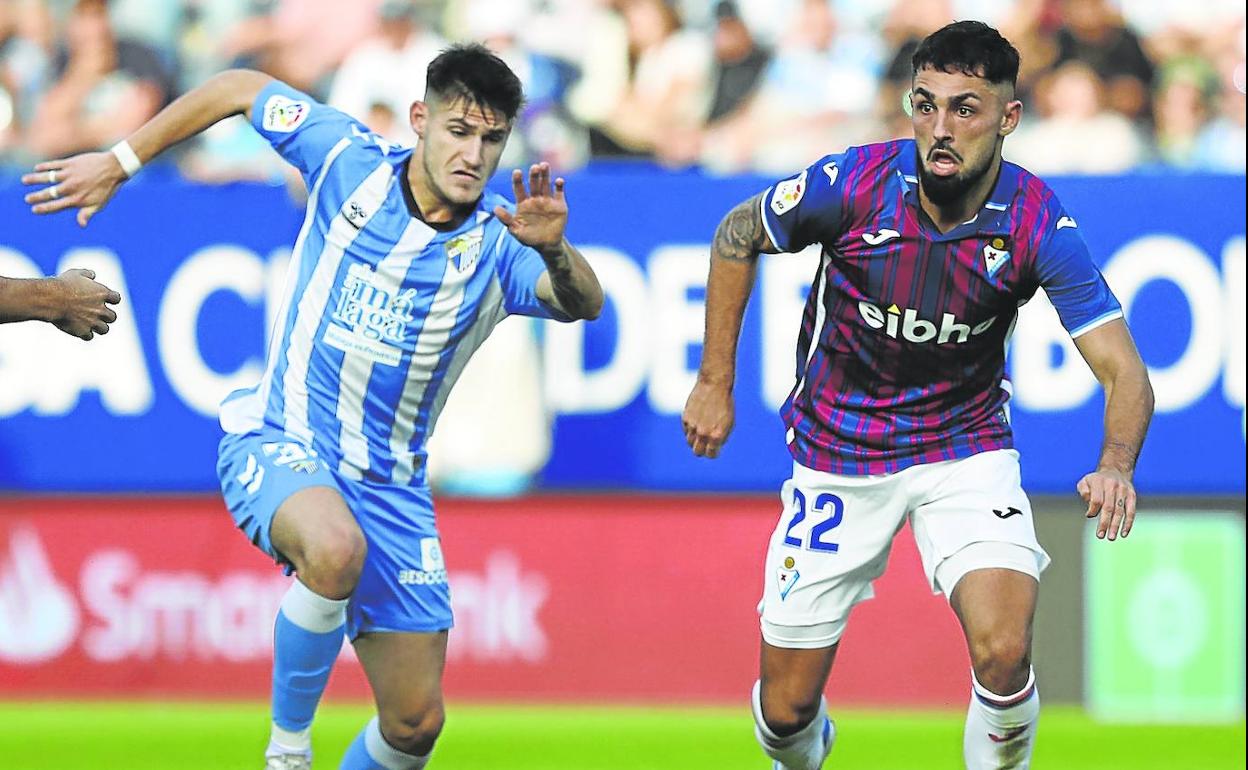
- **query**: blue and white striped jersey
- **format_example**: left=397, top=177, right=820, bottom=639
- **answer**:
left=219, top=81, right=568, bottom=485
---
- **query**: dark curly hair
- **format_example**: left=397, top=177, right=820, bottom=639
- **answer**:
left=425, top=43, right=524, bottom=120
left=912, top=20, right=1020, bottom=86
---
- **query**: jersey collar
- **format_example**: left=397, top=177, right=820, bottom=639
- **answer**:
left=397, top=154, right=491, bottom=236
left=896, top=143, right=1020, bottom=238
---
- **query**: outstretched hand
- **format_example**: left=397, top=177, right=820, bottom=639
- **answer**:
left=22, top=151, right=128, bottom=227
left=494, top=162, right=567, bottom=255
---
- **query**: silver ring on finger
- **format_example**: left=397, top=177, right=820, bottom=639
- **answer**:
left=47, top=184, right=60, bottom=200
left=47, top=169, right=57, bottom=185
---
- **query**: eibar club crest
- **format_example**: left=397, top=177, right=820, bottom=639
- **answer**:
left=777, top=555, right=800, bottom=600
left=983, top=236, right=1011, bottom=277
left=446, top=227, right=484, bottom=273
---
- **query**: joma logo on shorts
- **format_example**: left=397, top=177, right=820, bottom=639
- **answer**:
left=857, top=301, right=996, bottom=344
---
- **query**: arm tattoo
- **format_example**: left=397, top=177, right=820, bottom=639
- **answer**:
left=712, top=194, right=770, bottom=262
left=541, top=238, right=602, bottom=320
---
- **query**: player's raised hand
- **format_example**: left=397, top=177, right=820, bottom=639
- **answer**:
left=49, top=268, right=122, bottom=341
left=494, top=162, right=568, bottom=255
left=682, top=380, right=735, bottom=459
left=1077, top=467, right=1137, bottom=541
left=22, top=151, right=128, bottom=227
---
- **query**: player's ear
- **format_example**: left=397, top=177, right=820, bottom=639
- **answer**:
left=1000, top=98, right=1022, bottom=137
left=410, top=101, right=428, bottom=139
left=998, top=97, right=1018, bottom=136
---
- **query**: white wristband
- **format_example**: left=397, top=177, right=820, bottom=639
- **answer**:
left=110, top=140, right=142, bottom=178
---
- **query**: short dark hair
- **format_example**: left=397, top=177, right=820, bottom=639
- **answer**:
left=911, top=20, right=1020, bottom=86
left=425, top=43, right=524, bottom=121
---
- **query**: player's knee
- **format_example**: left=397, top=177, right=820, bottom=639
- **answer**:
left=379, top=703, right=445, bottom=757
left=760, top=691, right=822, bottom=738
left=300, top=527, right=367, bottom=599
left=969, top=631, right=1031, bottom=693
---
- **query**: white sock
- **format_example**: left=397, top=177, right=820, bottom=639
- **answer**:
left=266, top=724, right=312, bottom=758
left=364, top=716, right=430, bottom=770
left=751, top=680, right=835, bottom=770
left=279, top=578, right=349, bottom=633
left=963, top=667, right=1040, bottom=770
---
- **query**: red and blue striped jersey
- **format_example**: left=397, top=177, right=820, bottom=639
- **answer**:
left=760, top=139, right=1122, bottom=476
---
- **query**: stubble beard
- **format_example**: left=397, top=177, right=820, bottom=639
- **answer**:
left=422, top=149, right=488, bottom=211
left=916, top=146, right=993, bottom=207
left=420, top=150, right=457, bottom=207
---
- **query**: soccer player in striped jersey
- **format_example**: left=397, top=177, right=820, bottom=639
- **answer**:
left=682, top=21, right=1153, bottom=770
left=25, top=44, right=602, bottom=770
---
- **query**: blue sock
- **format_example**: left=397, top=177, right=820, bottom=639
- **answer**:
left=268, top=580, right=348, bottom=754
left=339, top=727, right=382, bottom=770
left=339, top=716, right=429, bottom=770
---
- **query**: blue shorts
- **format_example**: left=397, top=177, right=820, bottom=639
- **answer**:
left=217, top=428, right=451, bottom=639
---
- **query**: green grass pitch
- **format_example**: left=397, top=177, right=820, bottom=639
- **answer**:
left=0, top=701, right=1242, bottom=769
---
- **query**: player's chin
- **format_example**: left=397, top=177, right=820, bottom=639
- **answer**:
left=446, top=180, right=484, bottom=204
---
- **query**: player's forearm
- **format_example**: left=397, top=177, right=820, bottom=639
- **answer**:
left=698, top=254, right=756, bottom=388
left=0, top=277, right=60, bottom=324
left=123, top=69, right=273, bottom=166
left=540, top=239, right=603, bottom=320
left=697, top=196, right=768, bottom=387
left=1096, top=363, right=1154, bottom=475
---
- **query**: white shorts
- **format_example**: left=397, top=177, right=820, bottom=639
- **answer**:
left=759, top=449, right=1051, bottom=649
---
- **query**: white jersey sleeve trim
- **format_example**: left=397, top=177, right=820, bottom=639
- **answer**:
left=1069, top=309, right=1124, bottom=339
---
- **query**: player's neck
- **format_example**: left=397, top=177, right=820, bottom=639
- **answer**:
left=403, top=156, right=475, bottom=230
left=919, top=155, right=1003, bottom=234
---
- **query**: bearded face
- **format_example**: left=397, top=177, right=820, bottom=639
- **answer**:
left=910, top=66, right=1020, bottom=209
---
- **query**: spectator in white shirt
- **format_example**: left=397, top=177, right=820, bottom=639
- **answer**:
left=326, top=0, right=444, bottom=145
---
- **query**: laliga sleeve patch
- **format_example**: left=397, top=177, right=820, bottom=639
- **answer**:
left=770, top=170, right=808, bottom=216
left=262, top=94, right=310, bottom=133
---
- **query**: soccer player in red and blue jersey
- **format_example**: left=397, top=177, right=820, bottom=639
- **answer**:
left=683, top=21, right=1154, bottom=770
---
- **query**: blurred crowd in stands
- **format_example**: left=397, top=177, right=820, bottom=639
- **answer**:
left=1, top=0, right=1244, bottom=181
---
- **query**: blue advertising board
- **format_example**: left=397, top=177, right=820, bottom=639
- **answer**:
left=0, top=167, right=1242, bottom=494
